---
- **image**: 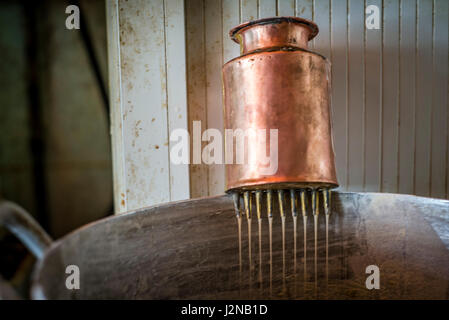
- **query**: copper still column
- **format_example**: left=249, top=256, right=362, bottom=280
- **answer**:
left=223, top=17, right=338, bottom=218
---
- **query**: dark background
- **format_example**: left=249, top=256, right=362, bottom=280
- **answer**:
left=0, top=0, right=111, bottom=295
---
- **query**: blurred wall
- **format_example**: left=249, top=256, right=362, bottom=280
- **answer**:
left=0, top=0, right=112, bottom=237
left=0, top=1, right=36, bottom=214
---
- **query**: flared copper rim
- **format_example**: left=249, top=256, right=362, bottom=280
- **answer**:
left=229, top=16, right=319, bottom=43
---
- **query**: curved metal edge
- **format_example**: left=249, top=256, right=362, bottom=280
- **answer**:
left=229, top=16, right=319, bottom=42
left=0, top=200, right=52, bottom=260
left=29, top=192, right=449, bottom=299
left=30, top=194, right=231, bottom=300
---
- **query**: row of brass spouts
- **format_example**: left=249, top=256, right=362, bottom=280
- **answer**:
left=231, top=188, right=332, bottom=296
left=231, top=188, right=332, bottom=220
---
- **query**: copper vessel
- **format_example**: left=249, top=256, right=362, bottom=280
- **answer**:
left=223, top=17, right=338, bottom=192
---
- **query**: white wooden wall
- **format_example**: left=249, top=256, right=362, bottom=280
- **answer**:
left=107, top=0, right=449, bottom=213
left=107, top=0, right=189, bottom=213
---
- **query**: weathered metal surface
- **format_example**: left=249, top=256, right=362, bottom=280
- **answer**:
left=27, top=192, right=449, bottom=299
left=223, top=17, right=338, bottom=192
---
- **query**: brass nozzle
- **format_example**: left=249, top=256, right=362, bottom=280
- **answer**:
left=290, top=189, right=298, bottom=217
left=266, top=190, right=273, bottom=218
left=255, top=190, right=262, bottom=220
left=243, top=191, right=251, bottom=220
left=232, top=192, right=240, bottom=217
left=311, top=189, right=319, bottom=216
left=300, top=189, right=307, bottom=217
left=278, top=190, right=286, bottom=218
left=322, top=189, right=331, bottom=216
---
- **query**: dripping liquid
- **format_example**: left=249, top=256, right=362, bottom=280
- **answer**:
left=232, top=189, right=334, bottom=299
left=247, top=218, right=252, bottom=295
left=314, top=214, right=318, bottom=295
left=293, top=215, right=297, bottom=298
left=258, top=218, right=263, bottom=288
left=281, top=215, right=286, bottom=289
left=325, top=214, right=329, bottom=293
left=268, top=216, right=273, bottom=296
left=303, top=215, right=307, bottom=292
left=237, top=215, right=242, bottom=294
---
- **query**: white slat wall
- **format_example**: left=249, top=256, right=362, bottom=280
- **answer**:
left=432, top=0, right=449, bottom=199
left=107, top=0, right=189, bottom=213
left=185, top=0, right=449, bottom=199
left=108, top=0, right=449, bottom=212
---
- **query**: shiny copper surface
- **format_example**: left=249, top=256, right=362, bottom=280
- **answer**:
left=223, top=17, right=338, bottom=192
left=230, top=16, right=318, bottom=54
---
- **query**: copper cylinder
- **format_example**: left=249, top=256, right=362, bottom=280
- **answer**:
left=223, top=17, right=338, bottom=192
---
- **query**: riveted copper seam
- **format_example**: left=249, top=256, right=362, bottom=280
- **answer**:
left=223, top=17, right=338, bottom=193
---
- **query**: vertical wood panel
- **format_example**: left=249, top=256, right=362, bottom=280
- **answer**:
left=381, top=0, right=399, bottom=192
left=296, top=0, right=313, bottom=20
left=118, top=0, right=170, bottom=209
left=398, top=0, right=416, bottom=195
left=205, top=0, right=225, bottom=195
left=223, top=0, right=240, bottom=61
left=347, top=0, right=365, bottom=191
left=186, top=0, right=208, bottom=198
left=331, top=0, right=348, bottom=190
left=364, top=0, right=382, bottom=192
left=165, top=0, right=190, bottom=201
left=258, top=0, right=276, bottom=18
left=314, top=0, right=331, bottom=58
left=295, top=0, right=314, bottom=48
left=277, top=0, right=295, bottom=16
left=414, top=0, right=433, bottom=196
left=241, top=0, right=259, bottom=22
left=106, top=0, right=127, bottom=212
left=432, top=0, right=448, bottom=198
